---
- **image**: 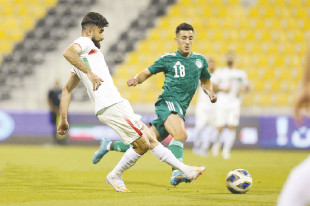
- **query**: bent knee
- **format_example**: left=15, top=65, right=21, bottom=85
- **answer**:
left=141, top=142, right=150, bottom=154
left=136, top=141, right=150, bottom=154
left=173, top=131, right=188, bottom=142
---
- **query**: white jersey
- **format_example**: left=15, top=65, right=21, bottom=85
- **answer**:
left=212, top=67, right=248, bottom=109
left=196, top=81, right=216, bottom=111
left=71, top=37, right=124, bottom=114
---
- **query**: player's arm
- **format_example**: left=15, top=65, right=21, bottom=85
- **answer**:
left=201, top=78, right=217, bottom=103
left=127, top=68, right=153, bottom=87
left=57, top=73, right=80, bottom=135
left=239, top=73, right=250, bottom=94
left=295, top=46, right=310, bottom=123
left=63, top=43, right=103, bottom=91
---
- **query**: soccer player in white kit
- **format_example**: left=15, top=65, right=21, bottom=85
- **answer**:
left=193, top=58, right=219, bottom=156
left=57, top=12, right=205, bottom=193
left=211, top=52, right=249, bottom=159
left=277, top=47, right=310, bottom=206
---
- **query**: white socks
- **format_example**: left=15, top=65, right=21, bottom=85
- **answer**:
left=112, top=147, right=141, bottom=176
left=151, top=143, right=186, bottom=172
left=223, top=129, right=236, bottom=152
left=201, top=126, right=219, bottom=152
left=112, top=144, right=189, bottom=176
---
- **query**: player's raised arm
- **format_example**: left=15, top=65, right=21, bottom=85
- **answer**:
left=63, top=43, right=103, bottom=91
left=57, top=73, right=80, bottom=135
left=201, top=78, right=217, bottom=103
left=127, top=68, right=153, bottom=87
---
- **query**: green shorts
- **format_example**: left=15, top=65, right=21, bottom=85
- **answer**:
left=150, top=99, right=185, bottom=140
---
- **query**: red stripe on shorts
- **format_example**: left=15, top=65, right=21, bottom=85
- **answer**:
left=124, top=117, right=143, bottom=137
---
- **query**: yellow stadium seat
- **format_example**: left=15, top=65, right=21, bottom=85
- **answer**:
left=263, top=71, right=276, bottom=80
left=269, top=81, right=283, bottom=92
left=213, top=30, right=224, bottom=41
left=294, top=43, right=307, bottom=55
left=262, top=7, right=276, bottom=18
left=255, top=55, right=269, bottom=66
left=285, top=0, right=301, bottom=7
left=272, top=55, right=285, bottom=67
left=243, top=94, right=254, bottom=106
left=0, top=41, right=13, bottom=54
left=0, top=28, right=5, bottom=39
left=214, top=7, right=228, bottom=17
left=293, top=8, right=307, bottom=18
left=275, top=93, right=291, bottom=106
left=240, top=30, right=256, bottom=41
left=301, top=0, right=310, bottom=6
left=44, top=0, right=57, bottom=6
left=258, top=92, right=274, bottom=107
left=277, top=43, right=293, bottom=54
left=253, top=81, right=266, bottom=92
left=271, top=0, right=286, bottom=7
left=7, top=29, right=24, bottom=41
left=256, top=0, right=269, bottom=6
left=248, top=7, right=260, bottom=18
left=282, top=80, right=298, bottom=92
left=281, top=18, right=298, bottom=30
left=264, top=42, right=278, bottom=53
left=201, top=7, right=213, bottom=17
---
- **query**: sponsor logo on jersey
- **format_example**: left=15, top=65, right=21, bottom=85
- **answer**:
left=196, top=59, right=202, bottom=68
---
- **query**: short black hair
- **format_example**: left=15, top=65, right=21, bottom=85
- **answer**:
left=81, top=12, right=109, bottom=29
left=175, top=23, right=194, bottom=34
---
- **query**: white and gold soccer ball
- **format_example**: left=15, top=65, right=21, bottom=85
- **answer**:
left=226, top=169, right=252, bottom=194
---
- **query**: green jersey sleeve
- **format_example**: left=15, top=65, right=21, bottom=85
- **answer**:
left=200, top=58, right=211, bottom=80
left=148, top=56, right=167, bottom=74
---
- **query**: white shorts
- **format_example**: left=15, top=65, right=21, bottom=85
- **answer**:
left=97, top=100, right=143, bottom=145
left=215, top=106, right=240, bottom=127
left=195, top=105, right=217, bottom=128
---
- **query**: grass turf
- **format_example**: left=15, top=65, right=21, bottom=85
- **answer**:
left=0, top=144, right=308, bottom=206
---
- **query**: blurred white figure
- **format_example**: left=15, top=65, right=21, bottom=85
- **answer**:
left=193, top=58, right=218, bottom=156
left=277, top=155, right=310, bottom=206
left=277, top=46, right=310, bottom=206
left=211, top=52, right=249, bottom=159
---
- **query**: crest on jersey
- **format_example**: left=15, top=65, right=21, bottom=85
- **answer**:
left=196, top=59, right=202, bottom=68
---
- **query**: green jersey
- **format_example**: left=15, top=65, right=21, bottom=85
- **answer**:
left=148, top=50, right=211, bottom=113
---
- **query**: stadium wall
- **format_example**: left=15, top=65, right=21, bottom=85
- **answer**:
left=1, top=110, right=309, bottom=149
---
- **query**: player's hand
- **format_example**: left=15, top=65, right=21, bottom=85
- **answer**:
left=295, top=87, right=310, bottom=124
left=209, top=93, right=217, bottom=103
left=127, top=78, right=139, bottom=87
left=87, top=71, right=103, bottom=91
left=57, top=119, right=69, bottom=135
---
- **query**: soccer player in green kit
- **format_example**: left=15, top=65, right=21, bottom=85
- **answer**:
left=93, top=23, right=217, bottom=186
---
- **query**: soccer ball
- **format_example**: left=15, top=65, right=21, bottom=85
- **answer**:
left=226, top=169, right=252, bottom=194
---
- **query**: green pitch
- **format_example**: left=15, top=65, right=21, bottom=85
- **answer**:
left=0, top=145, right=308, bottom=206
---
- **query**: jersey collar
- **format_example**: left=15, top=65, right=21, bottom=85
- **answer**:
left=176, top=50, right=192, bottom=58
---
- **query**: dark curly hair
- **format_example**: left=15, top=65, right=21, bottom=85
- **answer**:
left=175, top=23, right=194, bottom=34
left=81, top=12, right=109, bottom=30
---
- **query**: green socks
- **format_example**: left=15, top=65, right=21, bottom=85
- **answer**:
left=168, top=139, right=184, bottom=170
left=110, top=141, right=130, bottom=152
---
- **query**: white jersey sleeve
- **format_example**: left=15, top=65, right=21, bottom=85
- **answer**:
left=73, top=37, right=93, bottom=55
